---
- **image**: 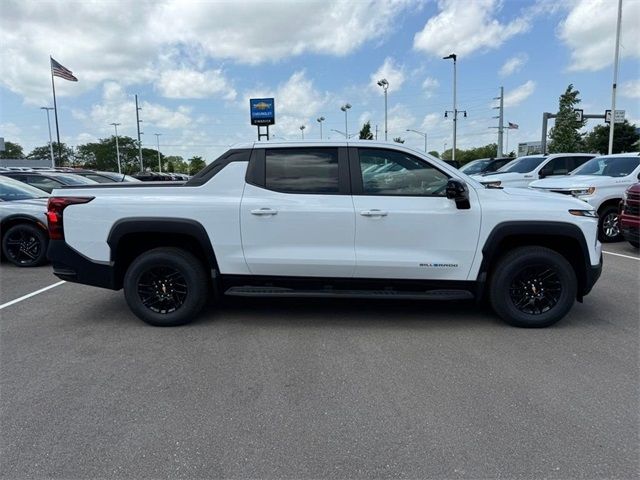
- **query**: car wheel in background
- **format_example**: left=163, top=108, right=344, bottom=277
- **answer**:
left=123, top=247, right=208, bottom=326
left=489, top=246, right=576, bottom=328
left=2, top=223, right=49, bottom=267
left=598, top=206, right=622, bottom=242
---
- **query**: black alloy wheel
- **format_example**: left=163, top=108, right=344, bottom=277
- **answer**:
left=2, top=224, right=48, bottom=267
left=508, top=264, right=562, bottom=315
left=137, top=266, right=188, bottom=314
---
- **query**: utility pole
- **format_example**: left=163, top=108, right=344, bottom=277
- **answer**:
left=493, top=86, right=504, bottom=157
left=40, top=107, right=55, bottom=167
left=110, top=123, right=121, bottom=174
left=154, top=133, right=162, bottom=172
left=135, top=94, right=144, bottom=172
left=608, top=0, right=623, bottom=155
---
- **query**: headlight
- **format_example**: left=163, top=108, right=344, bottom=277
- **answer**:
left=571, top=187, right=596, bottom=196
left=569, top=209, right=598, bottom=218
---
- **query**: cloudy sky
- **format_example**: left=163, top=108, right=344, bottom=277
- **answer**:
left=1, top=0, right=639, bottom=161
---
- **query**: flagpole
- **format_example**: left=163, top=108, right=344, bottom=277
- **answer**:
left=50, top=56, right=62, bottom=165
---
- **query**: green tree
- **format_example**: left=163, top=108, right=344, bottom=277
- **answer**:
left=188, top=156, right=206, bottom=175
left=584, top=120, right=639, bottom=154
left=0, top=141, right=25, bottom=159
left=393, top=137, right=405, bottom=144
left=548, top=84, right=586, bottom=153
left=165, top=156, right=188, bottom=173
left=359, top=121, right=374, bottom=140
left=28, top=142, right=74, bottom=165
left=441, top=143, right=498, bottom=165
left=428, top=150, right=440, bottom=158
left=75, top=136, right=142, bottom=173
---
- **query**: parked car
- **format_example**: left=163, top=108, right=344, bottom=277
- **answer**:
left=47, top=141, right=602, bottom=329
left=0, top=171, right=98, bottom=193
left=530, top=153, right=640, bottom=242
left=619, top=183, right=640, bottom=248
left=0, top=175, right=50, bottom=267
left=71, top=170, right=141, bottom=183
left=472, top=153, right=596, bottom=188
left=460, top=157, right=513, bottom=175
left=132, top=171, right=178, bottom=181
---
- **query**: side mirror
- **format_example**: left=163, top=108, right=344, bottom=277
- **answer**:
left=446, top=179, right=470, bottom=210
left=539, top=167, right=552, bottom=179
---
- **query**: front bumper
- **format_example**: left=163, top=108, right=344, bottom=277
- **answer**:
left=580, top=254, right=603, bottom=300
left=47, top=240, right=120, bottom=290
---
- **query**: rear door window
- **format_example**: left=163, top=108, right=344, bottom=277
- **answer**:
left=265, top=148, right=340, bottom=194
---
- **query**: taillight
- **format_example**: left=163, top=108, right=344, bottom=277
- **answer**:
left=47, top=197, right=94, bottom=240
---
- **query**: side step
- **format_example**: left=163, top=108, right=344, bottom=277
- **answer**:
left=225, top=286, right=473, bottom=301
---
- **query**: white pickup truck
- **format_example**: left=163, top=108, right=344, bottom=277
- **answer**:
left=47, top=141, right=602, bottom=328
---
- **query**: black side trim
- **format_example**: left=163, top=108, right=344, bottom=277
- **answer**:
left=107, top=217, right=217, bottom=269
left=48, top=240, right=118, bottom=289
left=478, top=221, right=597, bottom=298
left=186, top=148, right=252, bottom=186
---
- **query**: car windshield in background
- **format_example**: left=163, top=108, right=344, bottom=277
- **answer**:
left=460, top=160, right=490, bottom=174
left=0, top=176, right=49, bottom=201
left=497, top=156, right=546, bottom=173
left=571, top=156, right=640, bottom=177
left=53, top=174, right=98, bottom=185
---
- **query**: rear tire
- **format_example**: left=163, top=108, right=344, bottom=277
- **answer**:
left=598, top=205, right=622, bottom=242
left=2, top=223, right=48, bottom=267
left=489, top=246, right=576, bottom=328
left=123, top=247, right=208, bottom=326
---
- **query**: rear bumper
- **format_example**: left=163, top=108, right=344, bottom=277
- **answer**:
left=47, top=240, right=120, bottom=290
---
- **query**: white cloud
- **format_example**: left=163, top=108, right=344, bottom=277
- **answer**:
left=420, top=113, right=442, bottom=131
left=558, top=0, right=640, bottom=72
left=156, top=69, right=236, bottom=100
left=387, top=104, right=416, bottom=137
left=422, top=77, right=440, bottom=98
left=370, top=57, right=405, bottom=93
left=0, top=0, right=413, bottom=103
left=499, top=53, right=528, bottom=77
left=504, top=80, right=536, bottom=107
left=413, top=0, right=530, bottom=57
left=620, top=79, right=640, bottom=99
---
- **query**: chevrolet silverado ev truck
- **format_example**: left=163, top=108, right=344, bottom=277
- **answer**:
left=47, top=141, right=602, bottom=328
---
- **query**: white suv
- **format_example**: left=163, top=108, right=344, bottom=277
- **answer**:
left=472, top=153, right=596, bottom=188
left=531, top=153, right=640, bottom=242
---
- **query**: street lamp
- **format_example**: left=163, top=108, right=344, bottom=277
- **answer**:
left=316, top=117, right=325, bottom=139
left=406, top=129, right=427, bottom=152
left=299, top=125, right=306, bottom=140
left=443, top=53, right=458, bottom=162
left=110, top=122, right=122, bottom=173
left=340, top=103, right=351, bottom=138
left=154, top=133, right=162, bottom=172
left=377, top=79, right=389, bottom=141
left=331, top=129, right=356, bottom=139
left=40, top=107, right=55, bottom=167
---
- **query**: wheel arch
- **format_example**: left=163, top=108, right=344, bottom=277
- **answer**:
left=478, top=221, right=591, bottom=301
left=1, top=215, right=48, bottom=242
left=107, top=218, right=218, bottom=288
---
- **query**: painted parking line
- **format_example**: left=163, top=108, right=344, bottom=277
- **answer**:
left=603, top=251, right=640, bottom=261
left=0, top=281, right=66, bottom=311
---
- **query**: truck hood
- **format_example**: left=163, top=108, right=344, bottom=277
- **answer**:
left=530, top=175, right=615, bottom=189
left=500, top=186, right=591, bottom=208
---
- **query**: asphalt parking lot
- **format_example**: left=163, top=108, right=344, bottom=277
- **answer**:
left=1, top=243, right=638, bottom=479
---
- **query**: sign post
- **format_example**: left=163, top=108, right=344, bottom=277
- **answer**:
left=250, top=98, right=275, bottom=141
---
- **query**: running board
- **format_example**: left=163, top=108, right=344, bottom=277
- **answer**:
left=224, top=286, right=473, bottom=301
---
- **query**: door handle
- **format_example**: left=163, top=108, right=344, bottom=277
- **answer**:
left=251, top=208, right=278, bottom=216
left=360, top=209, right=388, bottom=217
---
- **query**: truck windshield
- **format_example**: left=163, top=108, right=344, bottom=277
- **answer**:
left=460, top=159, right=490, bottom=174
left=571, top=156, right=640, bottom=177
left=497, top=156, right=546, bottom=173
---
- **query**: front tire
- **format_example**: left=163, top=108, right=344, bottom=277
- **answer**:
left=598, top=205, right=622, bottom=242
left=2, top=223, right=48, bottom=267
left=123, top=247, right=208, bottom=326
left=489, top=246, right=577, bottom=328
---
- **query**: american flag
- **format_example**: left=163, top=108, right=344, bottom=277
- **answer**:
left=51, top=57, right=78, bottom=82
left=508, top=122, right=519, bottom=129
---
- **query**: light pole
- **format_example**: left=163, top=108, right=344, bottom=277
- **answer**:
left=443, top=53, right=458, bottom=162
left=377, top=79, right=389, bottom=141
left=40, top=107, right=55, bottom=167
left=608, top=0, right=623, bottom=155
left=340, top=103, right=351, bottom=138
left=406, top=129, right=427, bottom=152
left=331, top=129, right=356, bottom=139
left=110, top=122, right=121, bottom=174
left=299, top=125, right=306, bottom=140
left=316, top=117, right=325, bottom=139
left=154, top=133, right=162, bottom=172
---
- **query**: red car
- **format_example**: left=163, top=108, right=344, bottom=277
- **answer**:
left=619, top=183, right=640, bottom=248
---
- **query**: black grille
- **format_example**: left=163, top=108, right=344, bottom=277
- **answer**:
left=624, top=203, right=640, bottom=216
